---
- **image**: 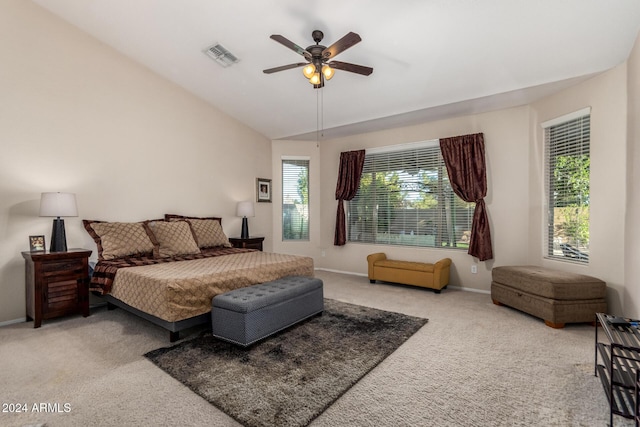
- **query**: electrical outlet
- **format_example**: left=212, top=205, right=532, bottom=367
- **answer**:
left=321, top=250, right=326, bottom=257
left=471, top=265, right=477, bottom=274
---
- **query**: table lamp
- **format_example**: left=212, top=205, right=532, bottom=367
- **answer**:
left=236, top=201, right=255, bottom=239
left=39, top=192, right=78, bottom=252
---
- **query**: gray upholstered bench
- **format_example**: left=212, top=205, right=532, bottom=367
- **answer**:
left=491, top=265, right=607, bottom=328
left=211, top=276, right=324, bottom=346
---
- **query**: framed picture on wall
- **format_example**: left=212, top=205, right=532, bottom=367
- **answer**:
left=29, top=235, right=46, bottom=252
left=256, top=178, right=272, bottom=203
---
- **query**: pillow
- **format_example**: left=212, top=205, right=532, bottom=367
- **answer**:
left=164, top=214, right=231, bottom=248
left=145, top=220, right=201, bottom=258
left=83, top=220, right=155, bottom=260
left=186, top=218, right=232, bottom=248
left=165, top=214, right=222, bottom=224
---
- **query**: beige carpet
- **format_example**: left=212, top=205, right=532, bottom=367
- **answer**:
left=0, top=270, right=631, bottom=427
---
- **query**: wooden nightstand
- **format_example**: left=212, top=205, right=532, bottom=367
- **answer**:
left=22, top=248, right=92, bottom=328
left=228, top=236, right=265, bottom=251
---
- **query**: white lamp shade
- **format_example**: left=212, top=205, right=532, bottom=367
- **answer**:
left=236, top=201, right=255, bottom=218
left=39, top=192, right=78, bottom=217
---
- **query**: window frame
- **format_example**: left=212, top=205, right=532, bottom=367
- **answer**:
left=347, top=140, right=475, bottom=249
left=281, top=156, right=310, bottom=242
left=541, top=108, right=591, bottom=264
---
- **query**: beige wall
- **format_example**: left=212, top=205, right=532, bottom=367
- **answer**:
left=0, top=1, right=272, bottom=324
left=530, top=65, right=628, bottom=315
left=315, top=107, right=531, bottom=291
left=311, top=61, right=635, bottom=317
left=625, top=31, right=640, bottom=318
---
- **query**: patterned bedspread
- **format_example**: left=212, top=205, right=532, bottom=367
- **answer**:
left=90, top=247, right=253, bottom=294
left=97, top=250, right=315, bottom=323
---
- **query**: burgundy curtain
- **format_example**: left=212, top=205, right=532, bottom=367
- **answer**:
left=334, top=150, right=366, bottom=246
left=440, top=133, right=493, bottom=261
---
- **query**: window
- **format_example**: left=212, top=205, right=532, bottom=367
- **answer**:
left=282, top=158, right=309, bottom=241
left=348, top=141, right=474, bottom=248
left=543, top=109, right=590, bottom=263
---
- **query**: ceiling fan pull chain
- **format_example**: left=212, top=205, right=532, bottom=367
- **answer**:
left=316, top=88, right=325, bottom=147
left=316, top=89, right=320, bottom=146
left=320, top=89, right=324, bottom=141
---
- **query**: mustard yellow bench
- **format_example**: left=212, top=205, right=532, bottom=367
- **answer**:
left=367, top=253, right=452, bottom=293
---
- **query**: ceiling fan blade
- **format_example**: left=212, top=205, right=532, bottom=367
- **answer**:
left=322, top=32, right=362, bottom=59
left=328, top=60, right=373, bottom=76
left=263, top=63, right=308, bottom=74
left=270, top=35, right=312, bottom=60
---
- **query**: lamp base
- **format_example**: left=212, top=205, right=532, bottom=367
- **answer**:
left=50, top=218, right=67, bottom=252
left=241, top=217, right=249, bottom=239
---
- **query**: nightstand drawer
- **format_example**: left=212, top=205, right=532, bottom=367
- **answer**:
left=41, top=259, right=83, bottom=274
left=228, top=237, right=265, bottom=251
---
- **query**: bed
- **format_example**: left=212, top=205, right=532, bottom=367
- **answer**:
left=84, top=215, right=314, bottom=341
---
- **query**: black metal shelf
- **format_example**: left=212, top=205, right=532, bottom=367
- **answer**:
left=595, top=313, right=640, bottom=425
left=596, top=363, right=636, bottom=418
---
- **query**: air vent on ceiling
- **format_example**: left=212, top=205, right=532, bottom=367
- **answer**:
left=204, top=43, right=239, bottom=68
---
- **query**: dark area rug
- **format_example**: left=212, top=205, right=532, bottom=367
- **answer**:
left=144, top=299, right=428, bottom=427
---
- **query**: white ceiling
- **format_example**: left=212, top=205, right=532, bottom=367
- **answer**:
left=33, top=0, right=640, bottom=141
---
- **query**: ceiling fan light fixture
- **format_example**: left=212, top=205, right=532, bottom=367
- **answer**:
left=302, top=64, right=316, bottom=79
left=308, top=72, right=322, bottom=85
left=322, top=65, right=335, bottom=80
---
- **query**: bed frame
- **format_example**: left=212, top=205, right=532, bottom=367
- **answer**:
left=104, top=294, right=210, bottom=342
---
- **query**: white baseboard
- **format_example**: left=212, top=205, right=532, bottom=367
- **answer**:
left=448, top=285, right=491, bottom=295
left=315, top=267, right=367, bottom=277
left=0, top=317, right=26, bottom=327
left=314, top=267, right=491, bottom=294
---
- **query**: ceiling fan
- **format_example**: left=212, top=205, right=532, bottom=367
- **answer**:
left=263, top=30, right=373, bottom=88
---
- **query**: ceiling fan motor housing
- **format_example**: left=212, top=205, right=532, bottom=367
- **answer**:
left=307, top=45, right=327, bottom=72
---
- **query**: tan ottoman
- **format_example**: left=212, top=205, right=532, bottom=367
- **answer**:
left=491, top=266, right=607, bottom=328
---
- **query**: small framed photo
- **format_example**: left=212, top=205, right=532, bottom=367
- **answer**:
left=29, top=235, right=46, bottom=252
left=256, top=178, right=272, bottom=203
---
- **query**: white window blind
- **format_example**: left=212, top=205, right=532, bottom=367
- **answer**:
left=544, top=113, right=590, bottom=262
left=282, top=158, right=309, bottom=241
left=348, top=143, right=474, bottom=248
